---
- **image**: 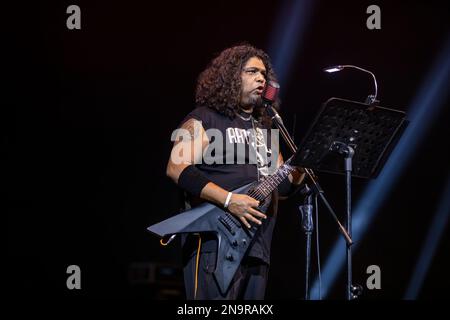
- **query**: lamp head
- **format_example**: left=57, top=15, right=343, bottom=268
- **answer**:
left=323, top=65, right=344, bottom=73
left=323, top=64, right=379, bottom=105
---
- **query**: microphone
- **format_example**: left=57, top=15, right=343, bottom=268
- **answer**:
left=261, top=81, right=284, bottom=125
left=261, top=80, right=280, bottom=107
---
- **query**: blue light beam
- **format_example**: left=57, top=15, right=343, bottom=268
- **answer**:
left=267, top=0, right=315, bottom=88
left=404, top=175, right=450, bottom=299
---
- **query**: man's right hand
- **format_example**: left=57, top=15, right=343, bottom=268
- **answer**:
left=227, top=194, right=267, bottom=228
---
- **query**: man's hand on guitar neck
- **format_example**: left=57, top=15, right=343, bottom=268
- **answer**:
left=227, top=193, right=267, bottom=228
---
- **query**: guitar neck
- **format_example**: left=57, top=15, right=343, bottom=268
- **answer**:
left=247, top=161, right=295, bottom=201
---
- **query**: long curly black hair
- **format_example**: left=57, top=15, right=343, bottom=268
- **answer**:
left=195, top=44, right=280, bottom=127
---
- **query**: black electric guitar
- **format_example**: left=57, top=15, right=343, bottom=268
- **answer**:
left=147, top=159, right=296, bottom=294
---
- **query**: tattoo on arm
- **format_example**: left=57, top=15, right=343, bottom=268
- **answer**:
left=182, top=118, right=201, bottom=140
left=168, top=118, right=208, bottom=168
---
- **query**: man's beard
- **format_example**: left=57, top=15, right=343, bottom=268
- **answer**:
left=241, top=95, right=263, bottom=111
left=254, top=95, right=264, bottom=108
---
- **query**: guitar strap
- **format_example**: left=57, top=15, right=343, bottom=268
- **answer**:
left=194, top=233, right=202, bottom=299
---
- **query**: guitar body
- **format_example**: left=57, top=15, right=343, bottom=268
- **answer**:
left=147, top=182, right=272, bottom=294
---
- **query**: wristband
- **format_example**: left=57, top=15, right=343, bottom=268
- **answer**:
left=177, top=165, right=211, bottom=197
left=224, top=192, right=232, bottom=208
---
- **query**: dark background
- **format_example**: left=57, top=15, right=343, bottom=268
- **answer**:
left=8, top=0, right=449, bottom=300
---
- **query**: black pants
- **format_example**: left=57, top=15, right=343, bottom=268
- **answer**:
left=183, top=249, right=269, bottom=300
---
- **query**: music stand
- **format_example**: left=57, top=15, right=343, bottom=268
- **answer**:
left=293, top=97, right=408, bottom=179
left=291, top=97, right=408, bottom=299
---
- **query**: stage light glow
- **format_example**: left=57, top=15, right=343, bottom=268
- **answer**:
left=267, top=0, right=316, bottom=88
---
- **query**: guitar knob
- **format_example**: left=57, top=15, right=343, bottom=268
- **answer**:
left=242, top=239, right=247, bottom=246
left=232, top=240, right=238, bottom=247
left=226, top=254, right=234, bottom=261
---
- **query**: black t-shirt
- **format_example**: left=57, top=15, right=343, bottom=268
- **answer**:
left=178, top=106, right=279, bottom=264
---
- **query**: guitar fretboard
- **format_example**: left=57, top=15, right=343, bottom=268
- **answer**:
left=247, top=162, right=295, bottom=201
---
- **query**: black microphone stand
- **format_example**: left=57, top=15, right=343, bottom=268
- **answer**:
left=299, top=184, right=314, bottom=300
left=266, top=106, right=352, bottom=244
left=265, top=105, right=353, bottom=300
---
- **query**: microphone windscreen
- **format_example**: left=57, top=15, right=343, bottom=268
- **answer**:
left=262, top=81, right=280, bottom=104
